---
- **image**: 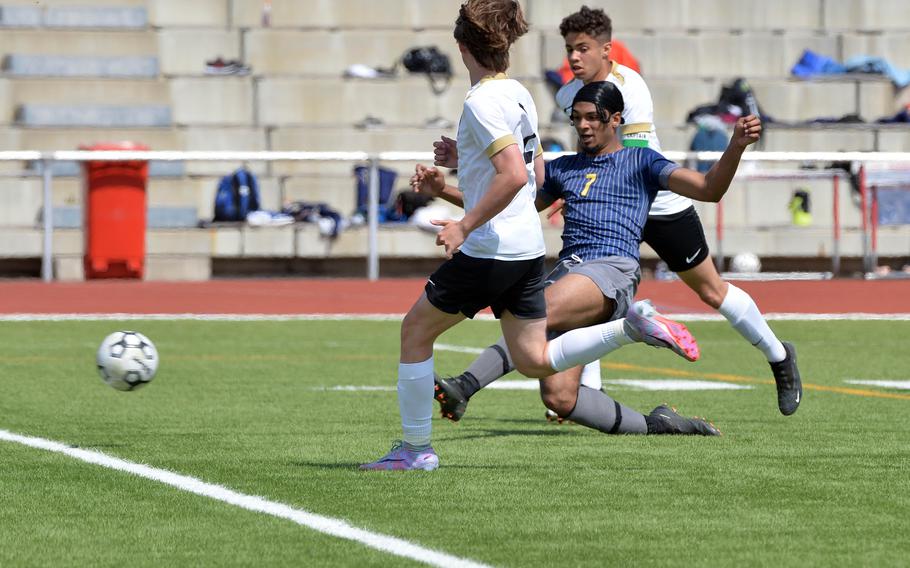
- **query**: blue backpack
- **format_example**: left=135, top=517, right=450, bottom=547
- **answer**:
left=214, top=168, right=260, bottom=221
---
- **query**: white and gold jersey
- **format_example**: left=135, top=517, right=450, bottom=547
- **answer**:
left=456, top=74, right=546, bottom=260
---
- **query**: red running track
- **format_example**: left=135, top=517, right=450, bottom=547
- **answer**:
left=1, top=278, right=908, bottom=314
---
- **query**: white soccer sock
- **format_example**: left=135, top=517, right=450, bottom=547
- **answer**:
left=398, top=356, right=435, bottom=448
left=718, top=284, right=787, bottom=363
left=547, top=320, right=634, bottom=373
left=579, top=360, right=602, bottom=390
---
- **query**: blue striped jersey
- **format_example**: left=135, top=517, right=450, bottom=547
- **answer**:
left=541, top=147, right=679, bottom=261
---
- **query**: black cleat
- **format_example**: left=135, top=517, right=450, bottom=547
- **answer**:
left=646, top=405, right=721, bottom=436
left=770, top=341, right=802, bottom=416
left=434, top=374, right=470, bottom=422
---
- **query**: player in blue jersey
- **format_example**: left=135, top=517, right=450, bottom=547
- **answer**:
left=423, top=81, right=766, bottom=436
left=554, top=6, right=800, bottom=417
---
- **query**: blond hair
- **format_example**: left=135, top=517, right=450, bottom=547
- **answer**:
left=453, top=0, right=528, bottom=72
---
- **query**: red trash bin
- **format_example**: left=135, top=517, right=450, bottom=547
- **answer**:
left=81, top=142, right=149, bottom=279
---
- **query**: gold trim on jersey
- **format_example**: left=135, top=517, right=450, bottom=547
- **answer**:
left=479, top=72, right=509, bottom=83
left=485, top=134, right=518, bottom=158
left=535, top=143, right=544, bottom=158
left=610, top=63, right=625, bottom=85
left=622, top=122, right=652, bottom=135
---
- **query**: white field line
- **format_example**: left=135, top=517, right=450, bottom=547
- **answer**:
left=2, top=313, right=910, bottom=322
left=603, top=379, right=753, bottom=391
left=319, top=379, right=752, bottom=392
left=435, top=344, right=485, bottom=355
left=0, top=429, right=491, bottom=568
left=845, top=380, right=910, bottom=390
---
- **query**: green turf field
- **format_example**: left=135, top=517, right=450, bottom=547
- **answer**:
left=1, top=319, right=908, bottom=567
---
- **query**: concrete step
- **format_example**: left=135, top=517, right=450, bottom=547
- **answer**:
left=2, top=54, right=158, bottom=77
left=43, top=6, right=147, bottom=29
left=49, top=205, right=199, bottom=229
left=53, top=254, right=212, bottom=281
left=0, top=6, right=43, bottom=27
left=180, top=126, right=267, bottom=176
left=15, top=127, right=182, bottom=151
left=149, top=0, right=228, bottom=28
left=16, top=104, right=172, bottom=127
left=825, top=0, right=910, bottom=31
left=24, top=160, right=185, bottom=178
left=170, top=77, right=253, bottom=126
left=0, top=77, right=170, bottom=124
left=157, top=29, right=241, bottom=75
left=231, top=0, right=463, bottom=29
left=528, top=0, right=823, bottom=31
left=0, top=29, right=157, bottom=57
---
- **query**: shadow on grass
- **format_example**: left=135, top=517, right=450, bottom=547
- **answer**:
left=437, top=428, right=573, bottom=442
left=289, top=461, right=522, bottom=470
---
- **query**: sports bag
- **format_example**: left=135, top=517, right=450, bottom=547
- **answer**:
left=213, top=168, right=261, bottom=221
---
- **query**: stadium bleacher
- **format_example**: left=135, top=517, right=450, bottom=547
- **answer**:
left=0, top=0, right=907, bottom=280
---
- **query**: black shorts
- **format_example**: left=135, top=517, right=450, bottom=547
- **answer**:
left=642, top=206, right=710, bottom=273
left=425, top=252, right=547, bottom=320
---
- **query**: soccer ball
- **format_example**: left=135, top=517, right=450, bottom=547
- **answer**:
left=730, top=252, right=762, bottom=273
left=96, top=331, right=159, bottom=391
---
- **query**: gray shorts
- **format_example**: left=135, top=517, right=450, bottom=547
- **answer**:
left=544, top=255, right=641, bottom=322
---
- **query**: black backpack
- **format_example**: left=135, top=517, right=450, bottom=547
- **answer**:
left=401, top=46, right=452, bottom=94
left=402, top=46, right=452, bottom=75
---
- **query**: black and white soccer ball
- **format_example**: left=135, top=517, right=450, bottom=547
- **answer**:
left=96, top=331, right=159, bottom=391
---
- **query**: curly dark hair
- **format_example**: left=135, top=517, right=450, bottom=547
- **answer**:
left=454, top=0, right=529, bottom=72
left=559, top=5, right=612, bottom=40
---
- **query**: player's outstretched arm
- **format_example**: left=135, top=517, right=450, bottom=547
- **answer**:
left=666, top=115, right=761, bottom=202
left=411, top=164, right=464, bottom=208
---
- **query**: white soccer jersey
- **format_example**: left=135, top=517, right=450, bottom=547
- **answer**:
left=455, top=74, right=546, bottom=260
left=556, top=64, right=692, bottom=216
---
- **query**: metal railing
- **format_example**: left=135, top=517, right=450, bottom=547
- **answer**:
left=1, top=150, right=909, bottom=282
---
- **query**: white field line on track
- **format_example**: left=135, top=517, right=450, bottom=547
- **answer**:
left=2, top=312, right=910, bottom=322
left=0, top=429, right=491, bottom=568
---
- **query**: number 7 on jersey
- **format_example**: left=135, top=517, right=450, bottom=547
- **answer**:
left=580, top=173, right=597, bottom=197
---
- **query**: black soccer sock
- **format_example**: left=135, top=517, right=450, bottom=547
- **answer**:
left=566, top=386, right=647, bottom=434
left=455, top=372, right=482, bottom=398
left=459, top=338, right=514, bottom=398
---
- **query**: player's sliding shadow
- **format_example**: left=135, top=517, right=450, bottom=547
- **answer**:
left=290, top=461, right=368, bottom=470
left=480, top=417, right=564, bottom=425
left=288, top=461, right=517, bottom=471
left=437, top=428, right=573, bottom=442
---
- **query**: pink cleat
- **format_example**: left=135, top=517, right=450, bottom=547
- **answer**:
left=360, top=441, right=439, bottom=471
left=626, top=300, right=700, bottom=362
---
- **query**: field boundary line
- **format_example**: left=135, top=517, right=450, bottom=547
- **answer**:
left=603, top=363, right=910, bottom=401
left=1, top=313, right=910, bottom=322
left=434, top=345, right=910, bottom=401
left=0, top=429, right=492, bottom=568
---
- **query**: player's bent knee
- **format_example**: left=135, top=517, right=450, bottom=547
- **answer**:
left=541, top=390, right=576, bottom=417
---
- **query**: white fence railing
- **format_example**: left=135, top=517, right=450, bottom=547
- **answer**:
left=2, top=150, right=909, bottom=282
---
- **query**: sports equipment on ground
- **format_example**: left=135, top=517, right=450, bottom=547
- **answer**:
left=96, top=331, right=159, bottom=391
left=360, top=441, right=439, bottom=471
